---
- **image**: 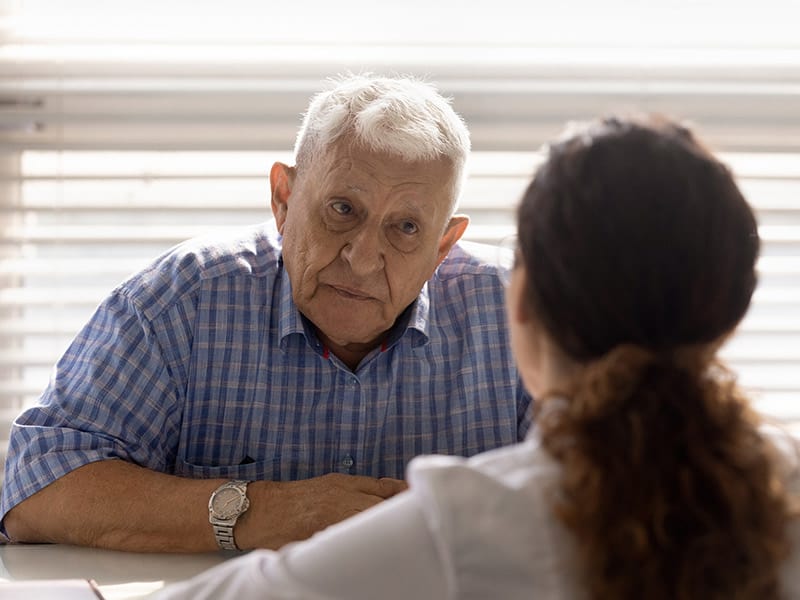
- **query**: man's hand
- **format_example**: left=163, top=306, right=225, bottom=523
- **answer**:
left=238, top=473, right=407, bottom=550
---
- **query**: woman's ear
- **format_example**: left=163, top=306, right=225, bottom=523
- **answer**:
left=509, top=266, right=533, bottom=325
left=270, top=162, right=296, bottom=233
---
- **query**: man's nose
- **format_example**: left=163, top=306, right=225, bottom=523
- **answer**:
left=341, top=228, right=385, bottom=276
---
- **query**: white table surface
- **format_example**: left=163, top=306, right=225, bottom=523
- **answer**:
left=0, top=543, right=235, bottom=599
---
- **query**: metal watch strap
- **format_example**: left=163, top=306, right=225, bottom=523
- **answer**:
left=211, top=523, right=238, bottom=550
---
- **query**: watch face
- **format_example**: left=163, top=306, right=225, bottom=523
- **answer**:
left=211, top=487, right=245, bottom=520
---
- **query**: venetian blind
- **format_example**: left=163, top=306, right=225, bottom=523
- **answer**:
left=1, top=0, right=800, bottom=474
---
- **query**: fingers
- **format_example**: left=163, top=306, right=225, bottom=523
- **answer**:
left=346, top=494, right=388, bottom=516
left=337, top=478, right=409, bottom=519
left=338, top=474, right=407, bottom=498
left=377, top=477, right=408, bottom=497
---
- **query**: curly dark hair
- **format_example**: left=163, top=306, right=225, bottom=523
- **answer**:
left=518, top=116, right=793, bottom=599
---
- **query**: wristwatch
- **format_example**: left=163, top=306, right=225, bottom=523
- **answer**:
left=208, top=479, right=251, bottom=550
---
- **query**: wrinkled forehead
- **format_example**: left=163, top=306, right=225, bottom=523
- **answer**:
left=305, top=138, right=460, bottom=208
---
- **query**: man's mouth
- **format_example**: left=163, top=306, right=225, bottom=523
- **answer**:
left=328, top=284, right=374, bottom=301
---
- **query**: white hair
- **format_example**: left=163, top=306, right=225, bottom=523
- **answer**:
left=293, top=73, right=471, bottom=209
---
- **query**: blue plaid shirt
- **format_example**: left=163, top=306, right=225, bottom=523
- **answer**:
left=1, top=224, right=531, bottom=529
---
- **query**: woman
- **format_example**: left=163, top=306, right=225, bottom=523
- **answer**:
left=154, top=116, right=800, bottom=600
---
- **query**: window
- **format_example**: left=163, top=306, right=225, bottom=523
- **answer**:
left=2, top=0, right=800, bottom=472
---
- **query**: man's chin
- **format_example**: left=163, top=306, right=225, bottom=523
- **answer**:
left=303, top=304, right=393, bottom=350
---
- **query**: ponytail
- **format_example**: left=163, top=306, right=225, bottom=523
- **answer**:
left=538, top=344, right=792, bottom=600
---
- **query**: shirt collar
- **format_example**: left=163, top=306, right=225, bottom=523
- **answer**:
left=401, top=280, right=430, bottom=348
left=278, top=260, right=307, bottom=344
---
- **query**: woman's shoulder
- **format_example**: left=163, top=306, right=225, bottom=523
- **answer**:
left=408, top=434, right=556, bottom=492
left=405, top=434, right=563, bottom=545
left=759, top=422, right=800, bottom=492
left=406, top=434, right=582, bottom=598
left=760, top=422, right=800, bottom=597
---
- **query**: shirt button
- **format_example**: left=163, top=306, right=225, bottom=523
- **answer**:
left=341, top=454, right=355, bottom=469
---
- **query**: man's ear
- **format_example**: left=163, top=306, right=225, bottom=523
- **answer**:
left=435, top=215, right=470, bottom=266
left=270, top=162, right=296, bottom=234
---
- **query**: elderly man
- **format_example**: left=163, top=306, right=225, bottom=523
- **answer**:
left=1, top=74, right=531, bottom=552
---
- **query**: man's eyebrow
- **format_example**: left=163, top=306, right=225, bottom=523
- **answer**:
left=329, top=183, right=365, bottom=196
left=398, top=200, right=426, bottom=216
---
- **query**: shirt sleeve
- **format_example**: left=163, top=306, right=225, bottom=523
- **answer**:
left=0, top=288, right=184, bottom=534
left=151, top=490, right=449, bottom=600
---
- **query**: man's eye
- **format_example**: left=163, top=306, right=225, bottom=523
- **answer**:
left=331, top=201, right=353, bottom=216
left=399, top=220, right=419, bottom=235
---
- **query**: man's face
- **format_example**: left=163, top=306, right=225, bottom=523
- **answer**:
left=271, top=141, right=466, bottom=353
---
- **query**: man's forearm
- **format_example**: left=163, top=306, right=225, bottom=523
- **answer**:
left=4, top=459, right=408, bottom=552
left=4, top=460, right=224, bottom=552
